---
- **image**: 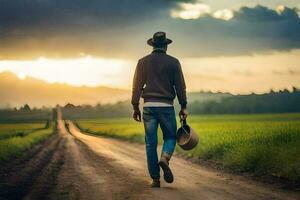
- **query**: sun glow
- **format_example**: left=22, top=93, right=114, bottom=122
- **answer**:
left=276, top=5, right=285, bottom=14
left=0, top=56, right=134, bottom=88
left=17, top=73, right=26, bottom=80
left=1, top=51, right=300, bottom=93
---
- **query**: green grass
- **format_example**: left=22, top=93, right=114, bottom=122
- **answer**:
left=0, top=122, right=54, bottom=163
left=0, top=122, right=45, bottom=140
left=76, top=113, right=300, bottom=183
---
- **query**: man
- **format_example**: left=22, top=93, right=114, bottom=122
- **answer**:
left=131, top=32, right=188, bottom=188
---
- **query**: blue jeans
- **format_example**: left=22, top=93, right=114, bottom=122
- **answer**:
left=142, top=107, right=177, bottom=179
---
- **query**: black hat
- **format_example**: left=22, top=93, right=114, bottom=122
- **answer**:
left=147, top=32, right=172, bottom=46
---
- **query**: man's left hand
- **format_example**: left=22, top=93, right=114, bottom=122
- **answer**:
left=133, top=110, right=142, bottom=122
left=179, top=108, right=188, bottom=120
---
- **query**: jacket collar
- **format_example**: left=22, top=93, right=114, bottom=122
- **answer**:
left=152, top=48, right=166, bottom=54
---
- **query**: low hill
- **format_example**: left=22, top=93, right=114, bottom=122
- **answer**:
left=0, top=71, right=130, bottom=107
left=0, top=71, right=232, bottom=108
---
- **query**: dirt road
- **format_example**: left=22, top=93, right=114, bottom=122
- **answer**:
left=65, top=120, right=300, bottom=200
left=1, top=118, right=299, bottom=200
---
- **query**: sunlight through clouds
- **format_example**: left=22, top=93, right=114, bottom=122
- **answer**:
left=0, top=57, right=134, bottom=88
left=17, top=73, right=26, bottom=80
left=171, top=0, right=233, bottom=21
left=171, top=0, right=211, bottom=19
left=213, top=9, right=233, bottom=20
left=276, top=5, right=286, bottom=14
left=0, top=51, right=300, bottom=93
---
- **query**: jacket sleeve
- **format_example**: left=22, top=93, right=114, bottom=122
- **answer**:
left=131, top=60, right=146, bottom=110
left=174, top=60, right=187, bottom=109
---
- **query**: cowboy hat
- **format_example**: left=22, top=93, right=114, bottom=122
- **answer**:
left=147, top=32, right=172, bottom=46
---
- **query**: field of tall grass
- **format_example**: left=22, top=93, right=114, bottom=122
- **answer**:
left=76, top=113, right=300, bottom=183
left=0, top=122, right=45, bottom=140
left=0, top=122, right=54, bottom=163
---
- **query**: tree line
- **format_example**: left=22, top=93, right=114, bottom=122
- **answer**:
left=1, top=89, right=300, bottom=121
left=62, top=89, right=300, bottom=119
left=188, top=89, right=300, bottom=114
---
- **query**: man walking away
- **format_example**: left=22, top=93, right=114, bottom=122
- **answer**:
left=131, top=32, right=188, bottom=188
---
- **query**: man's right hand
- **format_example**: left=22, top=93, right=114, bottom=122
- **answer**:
left=133, top=110, right=142, bottom=122
left=179, top=108, right=188, bottom=120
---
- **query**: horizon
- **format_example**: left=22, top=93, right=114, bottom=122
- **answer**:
left=1, top=69, right=300, bottom=109
left=1, top=49, right=300, bottom=93
left=1, top=70, right=299, bottom=94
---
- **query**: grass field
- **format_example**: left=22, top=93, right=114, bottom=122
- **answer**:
left=0, top=122, right=54, bottom=163
left=0, top=122, right=46, bottom=140
left=76, top=113, right=300, bottom=183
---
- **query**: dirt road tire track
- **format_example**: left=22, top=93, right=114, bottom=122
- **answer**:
left=57, top=135, right=151, bottom=199
left=0, top=132, right=64, bottom=200
left=0, top=120, right=152, bottom=200
left=51, top=120, right=152, bottom=200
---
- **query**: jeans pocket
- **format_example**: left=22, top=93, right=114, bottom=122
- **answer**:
left=142, top=107, right=152, bottom=121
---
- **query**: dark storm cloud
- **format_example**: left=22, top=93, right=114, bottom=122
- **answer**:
left=167, top=5, right=300, bottom=57
left=0, top=2, right=299, bottom=59
left=0, top=0, right=179, bottom=59
left=235, top=5, right=299, bottom=22
left=0, top=0, right=171, bottom=33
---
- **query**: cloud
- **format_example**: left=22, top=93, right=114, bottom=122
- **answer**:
left=167, top=5, right=300, bottom=57
left=234, top=5, right=299, bottom=22
left=171, top=0, right=211, bottom=19
left=0, top=0, right=176, bottom=59
left=170, top=0, right=233, bottom=21
left=213, top=9, right=234, bottom=20
left=0, top=1, right=299, bottom=59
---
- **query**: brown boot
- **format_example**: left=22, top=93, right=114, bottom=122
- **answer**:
left=158, top=153, right=174, bottom=183
left=151, top=179, right=160, bottom=188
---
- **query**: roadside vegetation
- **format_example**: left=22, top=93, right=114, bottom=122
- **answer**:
left=0, top=121, right=54, bottom=163
left=76, top=113, right=300, bottom=184
left=0, top=122, right=45, bottom=140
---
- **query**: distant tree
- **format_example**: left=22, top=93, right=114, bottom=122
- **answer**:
left=95, top=103, right=102, bottom=109
left=21, top=104, right=31, bottom=112
left=64, top=103, right=76, bottom=109
left=283, top=89, right=290, bottom=93
left=292, top=86, right=298, bottom=93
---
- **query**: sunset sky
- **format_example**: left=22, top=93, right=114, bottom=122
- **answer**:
left=1, top=0, right=300, bottom=93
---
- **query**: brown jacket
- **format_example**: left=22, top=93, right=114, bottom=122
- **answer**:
left=131, top=49, right=187, bottom=110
